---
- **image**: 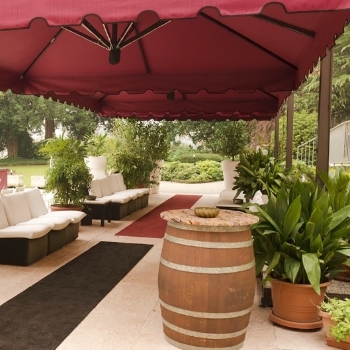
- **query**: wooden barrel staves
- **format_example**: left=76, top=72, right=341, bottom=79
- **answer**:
left=158, top=209, right=258, bottom=350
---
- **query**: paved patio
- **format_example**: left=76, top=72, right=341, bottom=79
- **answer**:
left=0, top=182, right=334, bottom=349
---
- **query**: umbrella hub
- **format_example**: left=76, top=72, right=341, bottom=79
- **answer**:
left=109, top=48, right=121, bottom=65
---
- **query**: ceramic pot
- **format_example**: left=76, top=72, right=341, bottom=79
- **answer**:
left=85, top=156, right=107, bottom=179
left=221, top=160, right=239, bottom=190
left=269, top=279, right=330, bottom=330
left=150, top=160, right=164, bottom=194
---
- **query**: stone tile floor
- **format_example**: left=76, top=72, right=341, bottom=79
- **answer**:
left=0, top=182, right=344, bottom=350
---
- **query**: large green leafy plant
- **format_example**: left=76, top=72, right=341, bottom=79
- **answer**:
left=233, top=149, right=293, bottom=201
left=108, top=119, right=169, bottom=188
left=84, top=133, right=107, bottom=156
left=251, top=178, right=350, bottom=294
left=40, top=136, right=92, bottom=206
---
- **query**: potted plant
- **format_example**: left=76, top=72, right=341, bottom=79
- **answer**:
left=215, top=120, right=249, bottom=190
left=251, top=178, right=350, bottom=329
left=320, top=169, right=350, bottom=282
left=84, top=133, right=107, bottom=179
left=233, top=149, right=295, bottom=202
left=108, top=119, right=169, bottom=189
left=40, top=135, right=92, bottom=209
left=319, top=297, right=350, bottom=349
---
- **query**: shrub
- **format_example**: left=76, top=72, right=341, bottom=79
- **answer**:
left=167, top=145, right=223, bottom=163
left=0, top=158, right=48, bottom=166
left=162, top=160, right=223, bottom=182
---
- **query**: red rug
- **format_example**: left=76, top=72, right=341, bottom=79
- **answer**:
left=116, top=194, right=202, bottom=238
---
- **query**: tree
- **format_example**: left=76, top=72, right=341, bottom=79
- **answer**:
left=57, top=103, right=101, bottom=140
left=164, top=119, right=250, bottom=157
left=213, top=120, right=250, bottom=159
left=277, top=110, right=318, bottom=159
left=292, top=24, right=350, bottom=127
left=0, top=90, right=43, bottom=157
left=107, top=118, right=169, bottom=188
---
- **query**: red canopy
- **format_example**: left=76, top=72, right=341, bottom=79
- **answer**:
left=1, top=1, right=350, bottom=120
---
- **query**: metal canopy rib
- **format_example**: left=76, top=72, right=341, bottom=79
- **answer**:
left=199, top=12, right=297, bottom=71
left=253, top=14, right=315, bottom=38
left=22, top=28, right=65, bottom=77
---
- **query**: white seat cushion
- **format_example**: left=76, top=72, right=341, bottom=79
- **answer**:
left=124, top=189, right=147, bottom=197
left=44, top=210, right=87, bottom=224
left=107, top=174, right=120, bottom=193
left=115, top=190, right=138, bottom=199
left=24, top=188, right=49, bottom=218
left=1, top=189, right=13, bottom=195
left=98, top=177, right=113, bottom=197
left=109, top=193, right=132, bottom=204
left=17, top=216, right=70, bottom=230
left=0, top=223, right=51, bottom=239
left=0, top=199, right=9, bottom=229
left=1, top=192, right=32, bottom=226
left=115, top=173, right=127, bottom=191
left=90, top=179, right=102, bottom=198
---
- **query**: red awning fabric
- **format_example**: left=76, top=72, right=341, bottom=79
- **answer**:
left=1, top=1, right=350, bottom=27
left=0, top=1, right=350, bottom=120
left=45, top=89, right=280, bottom=120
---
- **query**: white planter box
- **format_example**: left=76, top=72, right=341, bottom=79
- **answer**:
left=7, top=175, right=24, bottom=187
left=85, top=156, right=107, bottom=179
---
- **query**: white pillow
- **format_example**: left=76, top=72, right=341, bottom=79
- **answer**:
left=2, top=192, right=32, bottom=226
left=99, top=177, right=113, bottom=197
left=115, top=173, right=127, bottom=190
left=24, top=188, right=49, bottom=218
left=90, top=179, right=102, bottom=198
left=0, top=199, right=9, bottom=229
left=107, top=174, right=120, bottom=193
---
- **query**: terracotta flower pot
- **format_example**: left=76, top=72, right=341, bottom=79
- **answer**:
left=319, top=310, right=350, bottom=350
left=335, top=264, right=350, bottom=282
left=269, top=279, right=330, bottom=330
left=50, top=204, right=83, bottom=212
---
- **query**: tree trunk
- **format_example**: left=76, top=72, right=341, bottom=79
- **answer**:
left=7, top=137, right=18, bottom=158
left=45, top=118, right=55, bottom=139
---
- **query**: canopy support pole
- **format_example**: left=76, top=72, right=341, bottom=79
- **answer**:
left=274, top=112, right=280, bottom=158
left=316, top=48, right=333, bottom=183
left=286, top=93, right=294, bottom=168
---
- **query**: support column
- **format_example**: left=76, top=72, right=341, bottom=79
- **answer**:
left=316, top=48, right=333, bottom=182
left=286, top=93, right=294, bottom=168
left=274, top=112, right=280, bottom=158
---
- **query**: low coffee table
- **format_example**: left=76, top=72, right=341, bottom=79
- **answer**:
left=84, top=198, right=111, bottom=226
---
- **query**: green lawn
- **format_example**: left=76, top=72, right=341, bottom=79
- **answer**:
left=6, top=165, right=49, bottom=188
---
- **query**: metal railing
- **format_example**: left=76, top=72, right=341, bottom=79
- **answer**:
left=296, top=137, right=317, bottom=166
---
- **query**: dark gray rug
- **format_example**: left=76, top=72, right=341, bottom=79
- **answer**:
left=0, top=241, right=153, bottom=350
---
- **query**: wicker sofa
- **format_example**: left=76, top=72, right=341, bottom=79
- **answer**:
left=88, top=173, right=150, bottom=220
left=0, top=188, right=86, bottom=266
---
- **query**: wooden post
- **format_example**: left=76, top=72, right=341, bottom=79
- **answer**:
left=286, top=93, right=294, bottom=168
left=316, top=48, right=333, bottom=183
left=274, top=112, right=280, bottom=158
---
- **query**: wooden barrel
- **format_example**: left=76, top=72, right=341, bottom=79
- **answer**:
left=158, top=216, right=256, bottom=350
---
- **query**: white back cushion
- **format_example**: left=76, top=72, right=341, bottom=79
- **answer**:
left=90, top=179, right=102, bottom=198
left=24, top=188, right=49, bottom=218
left=107, top=174, right=120, bottom=193
left=0, top=199, right=9, bottom=229
left=2, top=192, right=32, bottom=226
left=99, top=177, right=113, bottom=197
left=115, top=173, right=127, bottom=190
